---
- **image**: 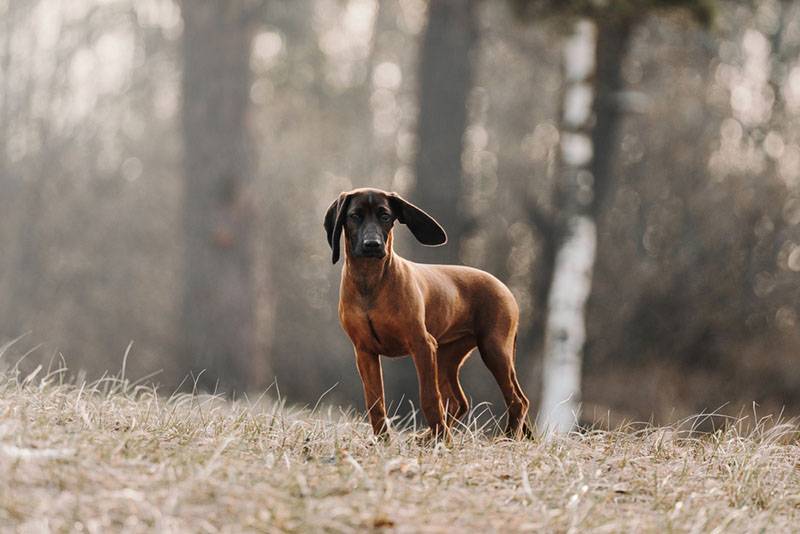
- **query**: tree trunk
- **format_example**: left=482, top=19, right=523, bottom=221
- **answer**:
left=180, top=2, right=261, bottom=392
left=525, top=226, right=558, bottom=358
left=412, top=0, right=478, bottom=265
left=0, top=3, right=14, bottom=337
left=536, top=214, right=597, bottom=433
left=590, top=18, right=633, bottom=214
left=0, top=1, right=11, bottom=177
left=383, top=0, right=479, bottom=416
left=536, top=18, right=632, bottom=434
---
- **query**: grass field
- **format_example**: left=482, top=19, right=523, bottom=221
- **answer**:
left=1, top=363, right=799, bottom=533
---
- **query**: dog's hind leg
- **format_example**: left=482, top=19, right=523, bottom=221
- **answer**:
left=436, top=338, right=475, bottom=425
left=477, top=333, right=530, bottom=439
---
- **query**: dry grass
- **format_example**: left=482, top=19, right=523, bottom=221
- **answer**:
left=1, top=361, right=799, bottom=533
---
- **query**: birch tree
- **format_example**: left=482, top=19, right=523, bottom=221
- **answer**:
left=536, top=19, right=601, bottom=433
left=513, top=0, right=715, bottom=434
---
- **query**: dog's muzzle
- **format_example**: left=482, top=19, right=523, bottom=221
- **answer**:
left=358, top=235, right=385, bottom=257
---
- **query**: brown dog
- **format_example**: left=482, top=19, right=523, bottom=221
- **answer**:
left=325, top=188, right=531, bottom=439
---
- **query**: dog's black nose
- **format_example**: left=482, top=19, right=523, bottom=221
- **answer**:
left=363, top=238, right=382, bottom=250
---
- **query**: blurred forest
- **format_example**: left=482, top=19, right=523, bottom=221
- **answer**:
left=2, top=0, right=800, bottom=427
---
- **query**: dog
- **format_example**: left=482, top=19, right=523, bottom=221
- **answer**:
left=324, top=188, right=531, bottom=439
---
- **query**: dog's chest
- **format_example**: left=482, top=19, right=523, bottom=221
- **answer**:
left=341, top=308, right=407, bottom=357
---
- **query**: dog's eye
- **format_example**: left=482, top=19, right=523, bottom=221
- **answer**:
left=379, top=213, right=392, bottom=223
left=349, top=213, right=362, bottom=222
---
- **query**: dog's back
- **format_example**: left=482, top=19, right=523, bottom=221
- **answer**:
left=407, top=262, right=519, bottom=343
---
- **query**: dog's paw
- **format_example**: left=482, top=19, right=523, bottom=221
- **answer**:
left=373, top=430, right=391, bottom=444
left=410, top=427, right=452, bottom=446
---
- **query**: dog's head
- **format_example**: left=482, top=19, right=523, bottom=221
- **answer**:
left=323, top=188, right=447, bottom=264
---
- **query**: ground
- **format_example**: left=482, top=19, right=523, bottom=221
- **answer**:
left=1, top=365, right=799, bottom=533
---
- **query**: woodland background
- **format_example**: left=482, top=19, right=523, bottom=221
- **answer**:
left=2, top=0, right=800, bottom=427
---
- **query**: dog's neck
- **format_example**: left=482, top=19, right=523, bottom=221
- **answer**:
left=342, top=235, right=397, bottom=300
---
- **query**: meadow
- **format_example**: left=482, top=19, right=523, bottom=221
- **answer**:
left=1, top=360, right=799, bottom=533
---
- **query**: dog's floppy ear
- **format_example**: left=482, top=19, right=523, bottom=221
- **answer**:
left=324, top=192, right=352, bottom=264
left=388, top=193, right=447, bottom=246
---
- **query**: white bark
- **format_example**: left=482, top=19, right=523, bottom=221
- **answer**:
left=563, top=83, right=594, bottom=128
left=536, top=19, right=598, bottom=436
left=560, top=132, right=593, bottom=167
left=563, top=20, right=596, bottom=82
left=536, top=215, right=597, bottom=434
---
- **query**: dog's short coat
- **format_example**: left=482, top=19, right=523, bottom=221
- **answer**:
left=325, top=188, right=531, bottom=439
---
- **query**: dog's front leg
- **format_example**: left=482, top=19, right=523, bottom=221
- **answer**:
left=354, top=348, right=389, bottom=437
left=410, top=333, right=450, bottom=440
